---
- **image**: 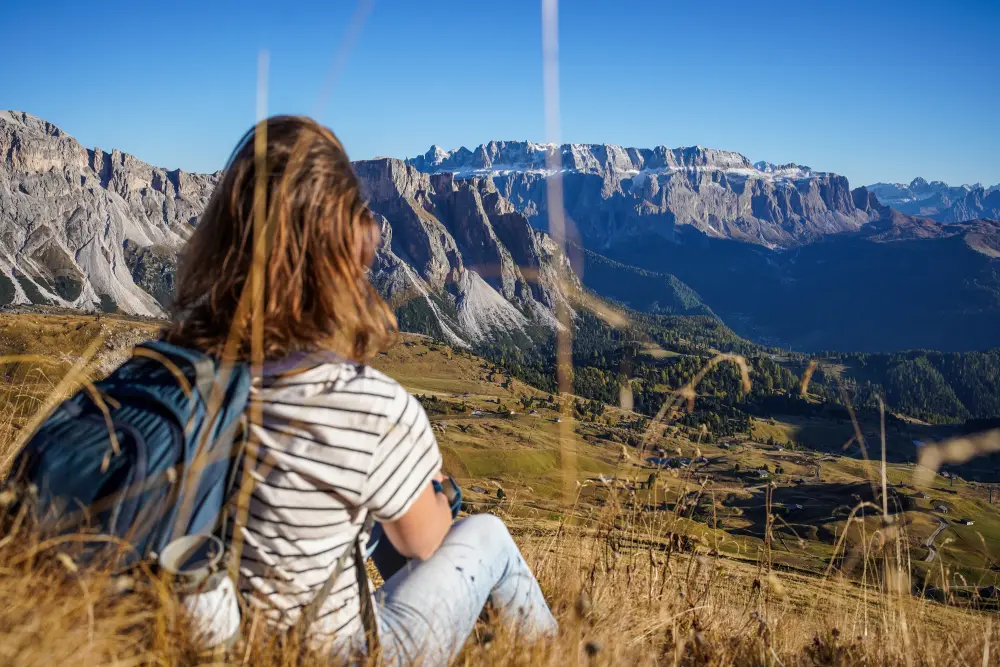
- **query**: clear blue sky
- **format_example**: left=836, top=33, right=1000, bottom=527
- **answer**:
left=3, top=0, right=998, bottom=186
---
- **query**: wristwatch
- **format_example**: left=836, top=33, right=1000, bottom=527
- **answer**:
left=432, top=475, right=463, bottom=518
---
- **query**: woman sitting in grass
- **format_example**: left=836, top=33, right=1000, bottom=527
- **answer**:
left=163, top=115, right=557, bottom=664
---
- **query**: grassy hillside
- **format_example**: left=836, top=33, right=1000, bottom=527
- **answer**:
left=574, top=247, right=715, bottom=317
left=369, top=336, right=1000, bottom=603
left=2, top=313, right=1000, bottom=665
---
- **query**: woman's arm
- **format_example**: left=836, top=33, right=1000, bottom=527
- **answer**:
left=380, top=473, right=453, bottom=560
left=360, top=381, right=449, bottom=559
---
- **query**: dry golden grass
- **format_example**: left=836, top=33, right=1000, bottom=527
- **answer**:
left=1, top=488, right=998, bottom=667
left=2, top=314, right=999, bottom=666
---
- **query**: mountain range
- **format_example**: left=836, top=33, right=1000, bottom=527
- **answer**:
left=0, top=112, right=574, bottom=348
left=867, top=177, right=1000, bottom=222
left=404, top=140, right=1000, bottom=352
left=407, top=141, right=881, bottom=248
left=3, top=110, right=1000, bottom=353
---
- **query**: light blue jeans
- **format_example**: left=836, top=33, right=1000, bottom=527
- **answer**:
left=372, top=513, right=558, bottom=666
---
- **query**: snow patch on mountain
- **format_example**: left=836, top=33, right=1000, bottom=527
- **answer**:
left=752, top=161, right=816, bottom=180
left=409, top=141, right=831, bottom=187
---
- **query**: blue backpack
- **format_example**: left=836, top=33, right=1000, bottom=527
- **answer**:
left=6, top=340, right=251, bottom=570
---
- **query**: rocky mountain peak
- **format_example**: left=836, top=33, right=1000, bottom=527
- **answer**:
left=0, top=110, right=64, bottom=139
left=0, top=110, right=217, bottom=315
left=355, top=155, right=575, bottom=345
left=354, top=158, right=433, bottom=206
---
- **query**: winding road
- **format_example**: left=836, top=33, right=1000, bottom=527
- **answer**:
left=923, top=516, right=948, bottom=563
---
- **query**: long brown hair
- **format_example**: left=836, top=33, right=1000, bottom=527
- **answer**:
left=163, top=115, right=396, bottom=363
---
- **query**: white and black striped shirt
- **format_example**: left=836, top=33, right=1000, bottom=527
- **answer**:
left=235, top=356, right=441, bottom=642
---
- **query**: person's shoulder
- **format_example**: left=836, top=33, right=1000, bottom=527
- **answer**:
left=335, top=364, right=418, bottom=417
left=261, top=362, right=416, bottom=431
left=352, top=364, right=434, bottom=418
left=341, top=365, right=407, bottom=397
left=264, top=359, right=398, bottom=391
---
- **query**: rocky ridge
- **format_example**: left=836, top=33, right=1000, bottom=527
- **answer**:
left=407, top=140, right=885, bottom=248
left=0, top=110, right=218, bottom=315
left=355, top=159, right=574, bottom=346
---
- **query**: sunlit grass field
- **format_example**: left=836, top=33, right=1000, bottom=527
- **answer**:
left=2, top=313, right=1000, bottom=665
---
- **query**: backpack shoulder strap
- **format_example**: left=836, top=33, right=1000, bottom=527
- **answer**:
left=354, top=539, right=379, bottom=654
left=138, top=340, right=220, bottom=401
left=299, top=530, right=378, bottom=652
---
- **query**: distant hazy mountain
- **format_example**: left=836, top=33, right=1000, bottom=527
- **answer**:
left=867, top=177, right=1000, bottom=222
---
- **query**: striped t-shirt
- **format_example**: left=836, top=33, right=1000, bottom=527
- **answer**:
left=234, top=354, right=441, bottom=644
